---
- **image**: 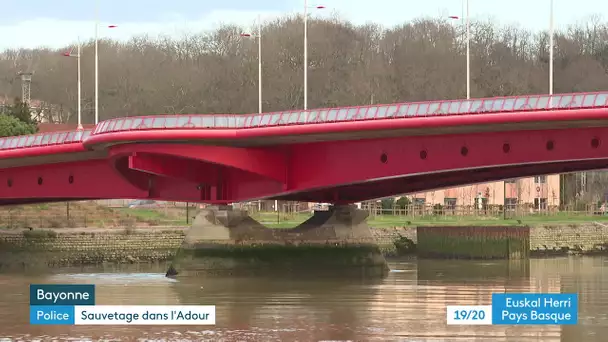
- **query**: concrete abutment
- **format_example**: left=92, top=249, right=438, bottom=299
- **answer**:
left=416, top=226, right=530, bottom=260
left=169, top=205, right=389, bottom=277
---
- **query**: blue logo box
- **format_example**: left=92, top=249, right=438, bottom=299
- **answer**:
left=30, top=305, right=75, bottom=325
left=492, top=293, right=578, bottom=325
left=30, top=284, right=95, bottom=306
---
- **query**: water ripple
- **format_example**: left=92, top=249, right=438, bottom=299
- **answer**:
left=0, top=258, right=605, bottom=341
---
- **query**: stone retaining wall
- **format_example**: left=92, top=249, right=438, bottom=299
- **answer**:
left=371, top=223, right=608, bottom=255
left=529, top=223, right=608, bottom=254
left=416, top=226, right=530, bottom=259
left=0, top=229, right=185, bottom=268
left=1, top=223, right=607, bottom=268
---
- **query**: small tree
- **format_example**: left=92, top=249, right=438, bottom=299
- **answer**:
left=0, top=114, right=37, bottom=137
left=380, top=197, right=395, bottom=210
left=395, top=196, right=411, bottom=209
left=9, top=97, right=35, bottom=125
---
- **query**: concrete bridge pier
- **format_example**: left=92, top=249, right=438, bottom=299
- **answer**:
left=167, top=204, right=389, bottom=277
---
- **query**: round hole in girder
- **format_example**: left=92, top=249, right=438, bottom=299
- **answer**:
left=502, top=143, right=511, bottom=153
left=591, top=138, right=600, bottom=148
left=546, top=140, right=554, bottom=151
left=460, top=146, right=468, bottom=156
left=380, top=153, right=388, bottom=164
left=37, top=177, right=43, bottom=185
left=420, top=150, right=428, bottom=160
left=7, top=179, right=12, bottom=187
left=68, top=175, right=74, bottom=184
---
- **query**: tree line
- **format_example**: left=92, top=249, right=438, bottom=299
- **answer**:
left=1, top=14, right=608, bottom=204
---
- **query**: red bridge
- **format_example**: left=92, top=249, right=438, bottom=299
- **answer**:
left=1, top=91, right=608, bottom=206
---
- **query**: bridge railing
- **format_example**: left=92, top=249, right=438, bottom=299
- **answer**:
left=92, top=91, right=608, bottom=134
left=1, top=92, right=608, bottom=151
left=0, top=129, right=92, bottom=151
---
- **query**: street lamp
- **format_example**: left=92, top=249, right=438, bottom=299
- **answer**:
left=466, top=0, right=470, bottom=100
left=241, top=17, right=266, bottom=212
left=448, top=0, right=470, bottom=99
left=303, top=1, right=326, bottom=110
left=549, top=0, right=554, bottom=96
left=94, top=0, right=117, bottom=124
left=240, top=16, right=263, bottom=115
left=62, top=40, right=82, bottom=130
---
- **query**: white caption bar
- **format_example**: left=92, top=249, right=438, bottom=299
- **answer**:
left=74, top=305, right=215, bottom=325
left=446, top=305, right=492, bottom=325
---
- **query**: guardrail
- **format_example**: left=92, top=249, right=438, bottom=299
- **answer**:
left=1, top=91, right=607, bottom=151
left=93, top=91, right=608, bottom=134
left=0, top=129, right=92, bottom=151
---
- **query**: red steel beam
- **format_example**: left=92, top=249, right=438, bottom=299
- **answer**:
left=112, top=143, right=286, bottom=183
left=128, top=153, right=218, bottom=184
left=285, top=126, right=608, bottom=193
left=0, top=125, right=608, bottom=204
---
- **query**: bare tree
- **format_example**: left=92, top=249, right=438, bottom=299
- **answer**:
left=2, top=15, right=608, bottom=204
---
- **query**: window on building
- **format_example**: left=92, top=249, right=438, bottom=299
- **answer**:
left=504, top=179, right=516, bottom=184
left=505, top=198, right=518, bottom=211
left=444, top=198, right=457, bottom=209
left=533, top=198, right=548, bottom=210
left=414, top=198, right=425, bottom=205
left=534, top=175, right=547, bottom=184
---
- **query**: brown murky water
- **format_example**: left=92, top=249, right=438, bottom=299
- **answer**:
left=0, top=257, right=606, bottom=341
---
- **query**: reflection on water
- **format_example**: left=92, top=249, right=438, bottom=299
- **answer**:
left=0, top=258, right=607, bottom=341
left=57, top=273, right=178, bottom=283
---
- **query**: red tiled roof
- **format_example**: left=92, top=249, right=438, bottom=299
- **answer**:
left=37, top=123, right=96, bottom=133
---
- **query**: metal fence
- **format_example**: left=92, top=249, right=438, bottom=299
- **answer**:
left=361, top=203, right=607, bottom=218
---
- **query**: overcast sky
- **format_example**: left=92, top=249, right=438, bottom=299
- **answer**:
left=1, top=0, right=606, bottom=50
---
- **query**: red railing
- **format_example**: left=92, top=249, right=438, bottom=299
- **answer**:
left=1, top=91, right=607, bottom=151
left=92, top=91, right=608, bottom=135
left=0, top=130, right=92, bottom=151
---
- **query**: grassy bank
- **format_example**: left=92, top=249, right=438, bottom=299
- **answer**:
left=3, top=203, right=608, bottom=230
left=250, top=211, right=608, bottom=228
left=0, top=202, right=187, bottom=229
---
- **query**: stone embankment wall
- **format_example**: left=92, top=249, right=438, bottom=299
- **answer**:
left=529, top=223, right=608, bottom=254
left=372, top=227, right=416, bottom=245
left=1, top=223, right=608, bottom=268
left=0, top=228, right=185, bottom=268
left=416, top=226, right=530, bottom=259
left=371, top=223, right=608, bottom=255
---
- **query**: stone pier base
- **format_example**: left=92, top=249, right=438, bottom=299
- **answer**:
left=169, top=205, right=389, bottom=277
left=416, top=226, right=530, bottom=259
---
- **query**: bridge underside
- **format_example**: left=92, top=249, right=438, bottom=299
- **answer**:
left=0, top=126, right=607, bottom=205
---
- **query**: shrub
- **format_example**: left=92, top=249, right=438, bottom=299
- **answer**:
left=393, top=235, right=416, bottom=255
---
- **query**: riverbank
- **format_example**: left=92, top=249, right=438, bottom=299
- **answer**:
left=373, top=222, right=608, bottom=256
left=0, top=228, right=186, bottom=268
left=1, top=222, right=607, bottom=268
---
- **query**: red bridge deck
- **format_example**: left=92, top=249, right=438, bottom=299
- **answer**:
left=1, top=91, right=607, bottom=153
left=0, top=91, right=607, bottom=205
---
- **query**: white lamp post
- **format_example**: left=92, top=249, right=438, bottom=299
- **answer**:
left=303, top=1, right=326, bottom=110
left=94, top=0, right=99, bottom=124
left=63, top=40, right=82, bottom=130
left=93, top=0, right=117, bottom=124
left=448, top=0, right=470, bottom=99
left=549, top=0, right=554, bottom=96
left=241, top=17, right=266, bottom=211
left=240, top=15, right=263, bottom=114
left=466, top=0, right=470, bottom=99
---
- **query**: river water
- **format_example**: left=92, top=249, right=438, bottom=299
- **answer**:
left=0, top=257, right=606, bottom=341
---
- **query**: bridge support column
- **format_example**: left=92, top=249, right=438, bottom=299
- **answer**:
left=167, top=205, right=389, bottom=277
